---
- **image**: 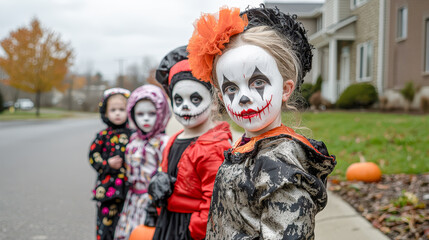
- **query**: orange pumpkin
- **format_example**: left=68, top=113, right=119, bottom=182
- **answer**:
left=129, top=225, right=156, bottom=240
left=346, top=162, right=382, bottom=182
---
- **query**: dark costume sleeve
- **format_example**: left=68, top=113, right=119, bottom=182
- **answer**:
left=89, top=132, right=112, bottom=174
left=256, top=139, right=328, bottom=240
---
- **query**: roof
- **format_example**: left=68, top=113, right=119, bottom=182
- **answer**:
left=264, top=2, right=323, bottom=17
left=309, top=15, right=357, bottom=47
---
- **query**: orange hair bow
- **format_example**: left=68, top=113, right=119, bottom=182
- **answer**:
left=187, top=7, right=248, bottom=83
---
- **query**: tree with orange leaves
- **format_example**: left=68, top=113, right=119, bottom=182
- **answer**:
left=0, top=18, right=73, bottom=116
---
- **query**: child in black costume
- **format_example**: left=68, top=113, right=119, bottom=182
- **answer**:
left=89, top=88, right=132, bottom=240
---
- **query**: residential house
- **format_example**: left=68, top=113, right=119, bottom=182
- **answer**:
left=265, top=2, right=324, bottom=85
left=265, top=0, right=429, bottom=105
left=385, top=0, right=429, bottom=90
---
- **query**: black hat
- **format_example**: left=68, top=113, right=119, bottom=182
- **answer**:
left=155, top=45, right=212, bottom=97
left=241, top=5, right=313, bottom=90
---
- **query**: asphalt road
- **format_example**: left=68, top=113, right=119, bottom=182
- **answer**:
left=0, top=118, right=104, bottom=240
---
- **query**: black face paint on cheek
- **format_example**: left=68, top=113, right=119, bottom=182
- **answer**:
left=248, top=67, right=272, bottom=100
left=221, top=75, right=237, bottom=103
left=174, top=94, right=183, bottom=107
left=190, top=92, right=203, bottom=107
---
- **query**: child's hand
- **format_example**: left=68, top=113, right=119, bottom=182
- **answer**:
left=108, top=156, right=123, bottom=170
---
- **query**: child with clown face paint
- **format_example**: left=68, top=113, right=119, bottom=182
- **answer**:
left=188, top=5, right=336, bottom=239
left=114, top=85, right=171, bottom=240
left=148, top=45, right=232, bottom=240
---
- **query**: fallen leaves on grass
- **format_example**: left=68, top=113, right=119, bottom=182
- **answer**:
left=329, top=174, right=429, bottom=240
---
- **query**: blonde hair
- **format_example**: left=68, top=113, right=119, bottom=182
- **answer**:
left=211, top=26, right=306, bottom=129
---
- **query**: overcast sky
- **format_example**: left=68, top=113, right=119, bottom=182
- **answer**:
left=0, top=0, right=324, bottom=82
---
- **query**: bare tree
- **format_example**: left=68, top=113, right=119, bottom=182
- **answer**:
left=141, top=56, right=156, bottom=85
left=126, top=63, right=140, bottom=90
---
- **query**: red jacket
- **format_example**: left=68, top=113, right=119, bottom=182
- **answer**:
left=160, top=121, right=232, bottom=240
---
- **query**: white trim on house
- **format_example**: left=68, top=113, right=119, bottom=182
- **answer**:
left=396, top=6, right=408, bottom=41
left=334, top=0, right=339, bottom=23
left=424, top=17, right=429, bottom=73
left=299, top=8, right=323, bottom=18
left=327, top=15, right=357, bottom=34
left=325, top=39, right=338, bottom=103
left=312, top=49, right=319, bottom=84
left=356, top=41, right=373, bottom=82
left=350, top=0, right=368, bottom=10
left=310, top=15, right=358, bottom=45
left=377, top=0, right=386, bottom=94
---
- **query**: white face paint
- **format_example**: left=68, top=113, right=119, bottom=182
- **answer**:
left=216, top=44, right=284, bottom=134
left=171, top=80, right=211, bottom=128
left=134, top=100, right=157, bottom=133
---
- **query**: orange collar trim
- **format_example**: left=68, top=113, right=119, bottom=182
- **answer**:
left=232, top=124, right=317, bottom=154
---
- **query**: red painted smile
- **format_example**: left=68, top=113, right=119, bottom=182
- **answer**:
left=143, top=124, right=151, bottom=128
left=227, top=95, right=273, bottom=123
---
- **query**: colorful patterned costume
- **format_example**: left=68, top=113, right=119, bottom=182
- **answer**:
left=114, top=85, right=171, bottom=240
left=89, top=88, right=131, bottom=240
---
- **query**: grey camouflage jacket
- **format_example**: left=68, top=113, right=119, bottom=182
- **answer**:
left=206, top=125, right=336, bottom=240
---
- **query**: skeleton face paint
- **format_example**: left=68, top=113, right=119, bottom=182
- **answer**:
left=171, top=80, right=211, bottom=128
left=216, top=44, right=284, bottom=133
left=134, top=99, right=157, bottom=133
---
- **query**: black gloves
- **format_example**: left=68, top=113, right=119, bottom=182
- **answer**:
left=148, top=172, right=176, bottom=208
left=144, top=199, right=158, bottom=227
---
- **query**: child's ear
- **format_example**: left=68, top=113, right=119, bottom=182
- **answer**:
left=217, top=92, right=224, bottom=102
left=282, top=80, right=295, bottom=102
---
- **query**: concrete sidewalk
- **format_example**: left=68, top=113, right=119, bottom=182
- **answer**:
left=165, top=118, right=389, bottom=240
left=315, top=191, right=389, bottom=240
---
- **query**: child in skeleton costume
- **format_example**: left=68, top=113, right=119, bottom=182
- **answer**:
left=148, top=45, right=232, bottom=240
left=188, top=6, right=336, bottom=239
left=114, top=85, right=171, bottom=240
left=89, top=88, right=132, bottom=240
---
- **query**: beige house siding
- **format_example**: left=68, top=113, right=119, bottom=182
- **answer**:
left=324, top=0, right=336, bottom=28
left=338, top=0, right=352, bottom=21
left=299, top=18, right=318, bottom=36
left=264, top=2, right=323, bottom=84
left=349, top=0, right=380, bottom=86
left=386, top=0, right=429, bottom=89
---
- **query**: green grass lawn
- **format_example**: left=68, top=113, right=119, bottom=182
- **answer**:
left=229, top=111, right=429, bottom=177
left=0, top=108, right=95, bottom=121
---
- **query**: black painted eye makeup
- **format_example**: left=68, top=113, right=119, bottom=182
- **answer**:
left=248, top=67, right=271, bottom=87
left=221, top=76, right=239, bottom=94
left=174, top=93, right=183, bottom=107
left=190, top=92, right=203, bottom=107
left=221, top=75, right=239, bottom=102
left=248, top=67, right=271, bottom=100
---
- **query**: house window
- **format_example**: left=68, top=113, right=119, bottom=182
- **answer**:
left=351, top=0, right=367, bottom=9
left=425, top=18, right=429, bottom=72
left=397, top=7, right=408, bottom=39
left=316, top=16, right=323, bottom=32
left=356, top=41, right=373, bottom=81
